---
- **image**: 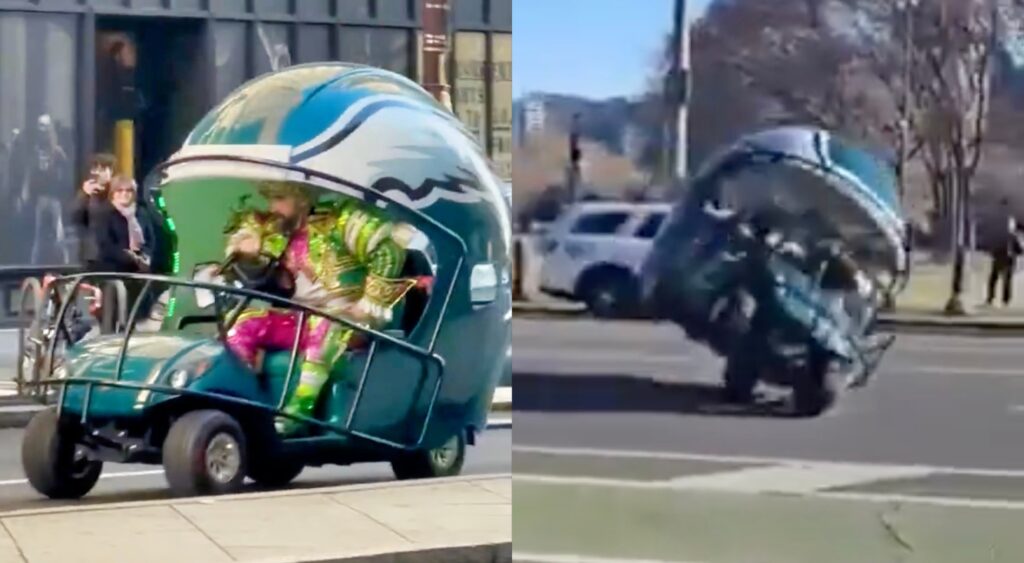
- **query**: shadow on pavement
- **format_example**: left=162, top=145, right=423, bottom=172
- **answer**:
left=512, top=371, right=794, bottom=418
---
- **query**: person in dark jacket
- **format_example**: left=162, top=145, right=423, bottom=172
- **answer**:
left=986, top=198, right=1022, bottom=307
left=94, top=175, right=155, bottom=273
left=72, top=153, right=116, bottom=269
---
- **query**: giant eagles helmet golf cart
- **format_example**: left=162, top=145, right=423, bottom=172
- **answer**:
left=20, top=63, right=512, bottom=499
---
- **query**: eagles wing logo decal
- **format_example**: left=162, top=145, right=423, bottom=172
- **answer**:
left=370, top=170, right=492, bottom=210
left=291, top=93, right=499, bottom=210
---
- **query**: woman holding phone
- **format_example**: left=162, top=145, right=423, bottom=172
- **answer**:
left=94, top=175, right=155, bottom=274
left=72, top=153, right=116, bottom=270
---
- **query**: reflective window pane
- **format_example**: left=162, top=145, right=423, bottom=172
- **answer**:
left=571, top=213, right=631, bottom=235
left=175, top=0, right=204, bottom=10
left=338, top=0, right=372, bottom=20
left=453, top=32, right=488, bottom=149
left=213, top=21, right=248, bottom=101
left=133, top=0, right=167, bottom=10
left=491, top=0, right=512, bottom=27
left=211, top=0, right=248, bottom=15
left=377, top=0, right=413, bottom=21
left=490, top=33, right=512, bottom=179
left=453, top=0, right=485, bottom=26
left=339, top=27, right=411, bottom=76
left=297, top=25, right=332, bottom=64
left=0, top=13, right=78, bottom=266
left=297, top=0, right=333, bottom=19
left=251, top=22, right=293, bottom=76
left=255, top=0, right=291, bottom=16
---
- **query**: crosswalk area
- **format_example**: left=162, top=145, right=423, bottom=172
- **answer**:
left=514, top=445, right=1024, bottom=508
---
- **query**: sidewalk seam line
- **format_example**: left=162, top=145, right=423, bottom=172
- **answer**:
left=467, top=479, right=512, bottom=501
left=326, top=495, right=418, bottom=546
left=169, top=504, right=239, bottom=562
left=0, top=518, right=28, bottom=563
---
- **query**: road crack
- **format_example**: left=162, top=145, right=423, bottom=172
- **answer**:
left=878, top=502, right=914, bottom=561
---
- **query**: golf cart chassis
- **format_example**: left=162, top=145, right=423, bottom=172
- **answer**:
left=73, top=414, right=399, bottom=467
left=32, top=270, right=462, bottom=456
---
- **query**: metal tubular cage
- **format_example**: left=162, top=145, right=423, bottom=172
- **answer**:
left=29, top=155, right=474, bottom=452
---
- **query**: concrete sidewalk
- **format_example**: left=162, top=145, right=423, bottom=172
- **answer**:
left=0, top=474, right=511, bottom=563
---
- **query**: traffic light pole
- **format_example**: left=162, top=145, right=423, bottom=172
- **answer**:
left=568, top=113, right=581, bottom=203
left=665, top=0, right=690, bottom=187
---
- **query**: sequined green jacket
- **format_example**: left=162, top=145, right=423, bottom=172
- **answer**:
left=224, top=198, right=418, bottom=326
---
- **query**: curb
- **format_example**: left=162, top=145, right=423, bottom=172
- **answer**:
left=288, top=542, right=512, bottom=563
left=512, top=302, right=1024, bottom=335
left=0, top=472, right=512, bottom=518
left=0, top=405, right=43, bottom=429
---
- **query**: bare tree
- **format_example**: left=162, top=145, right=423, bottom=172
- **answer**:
left=897, top=0, right=999, bottom=312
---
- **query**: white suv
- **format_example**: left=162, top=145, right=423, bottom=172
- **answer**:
left=539, top=201, right=671, bottom=318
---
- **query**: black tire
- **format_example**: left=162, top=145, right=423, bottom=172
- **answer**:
left=163, top=410, right=248, bottom=497
left=791, top=350, right=839, bottom=417
left=247, top=457, right=305, bottom=489
left=722, top=353, right=757, bottom=404
left=583, top=273, right=637, bottom=319
left=21, top=408, right=102, bottom=499
left=391, top=432, right=467, bottom=480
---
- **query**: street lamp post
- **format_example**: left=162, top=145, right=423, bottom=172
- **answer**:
left=665, top=0, right=690, bottom=189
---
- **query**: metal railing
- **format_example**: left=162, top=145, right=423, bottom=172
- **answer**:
left=33, top=271, right=446, bottom=451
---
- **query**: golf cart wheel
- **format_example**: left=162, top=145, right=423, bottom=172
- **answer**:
left=791, top=352, right=840, bottom=417
left=21, top=408, right=103, bottom=499
left=583, top=272, right=637, bottom=319
left=163, top=410, right=248, bottom=497
left=722, top=353, right=757, bottom=404
left=391, top=432, right=467, bottom=480
left=247, top=457, right=305, bottom=489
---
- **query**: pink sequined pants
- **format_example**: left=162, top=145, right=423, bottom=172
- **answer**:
left=226, top=310, right=344, bottom=368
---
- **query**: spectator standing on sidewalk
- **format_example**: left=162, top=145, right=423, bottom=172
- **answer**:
left=94, top=175, right=155, bottom=274
left=94, top=175, right=157, bottom=326
left=986, top=198, right=1022, bottom=307
left=72, top=153, right=116, bottom=270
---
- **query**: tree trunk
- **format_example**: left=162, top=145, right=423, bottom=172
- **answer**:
left=944, top=171, right=969, bottom=315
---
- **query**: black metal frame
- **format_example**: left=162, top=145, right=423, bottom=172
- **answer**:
left=29, top=146, right=472, bottom=452
left=38, top=271, right=445, bottom=451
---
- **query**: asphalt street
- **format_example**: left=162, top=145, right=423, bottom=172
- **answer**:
left=0, top=427, right=510, bottom=513
left=513, top=317, right=1024, bottom=562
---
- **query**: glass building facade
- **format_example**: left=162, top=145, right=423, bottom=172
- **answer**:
left=0, top=0, right=511, bottom=268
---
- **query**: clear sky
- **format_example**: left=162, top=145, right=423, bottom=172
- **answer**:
left=513, top=0, right=714, bottom=100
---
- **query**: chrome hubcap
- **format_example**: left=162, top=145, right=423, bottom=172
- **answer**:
left=70, top=446, right=94, bottom=479
left=205, top=433, right=241, bottom=484
left=430, top=435, right=459, bottom=468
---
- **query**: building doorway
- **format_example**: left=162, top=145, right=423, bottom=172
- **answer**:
left=95, top=17, right=208, bottom=183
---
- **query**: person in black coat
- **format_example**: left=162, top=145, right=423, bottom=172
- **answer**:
left=986, top=198, right=1022, bottom=307
left=92, top=176, right=158, bottom=328
left=93, top=175, right=156, bottom=273
left=72, top=153, right=116, bottom=269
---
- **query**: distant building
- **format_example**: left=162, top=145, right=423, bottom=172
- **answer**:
left=524, top=96, right=547, bottom=136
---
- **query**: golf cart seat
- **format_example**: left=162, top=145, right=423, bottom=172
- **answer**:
left=258, top=248, right=435, bottom=425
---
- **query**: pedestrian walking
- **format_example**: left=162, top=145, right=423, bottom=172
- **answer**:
left=986, top=198, right=1022, bottom=307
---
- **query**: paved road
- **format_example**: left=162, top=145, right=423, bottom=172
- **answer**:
left=0, top=427, right=509, bottom=513
left=513, top=318, right=1024, bottom=562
